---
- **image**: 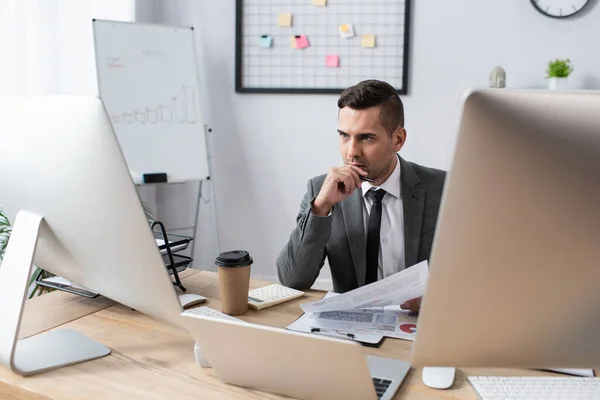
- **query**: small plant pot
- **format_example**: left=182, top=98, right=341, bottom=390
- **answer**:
left=548, top=77, right=568, bottom=90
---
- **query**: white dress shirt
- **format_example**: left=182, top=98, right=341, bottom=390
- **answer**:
left=361, top=157, right=405, bottom=280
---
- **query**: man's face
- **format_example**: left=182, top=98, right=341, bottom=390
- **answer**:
left=337, top=106, right=406, bottom=181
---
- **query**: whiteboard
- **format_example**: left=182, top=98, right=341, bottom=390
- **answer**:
left=93, top=20, right=209, bottom=182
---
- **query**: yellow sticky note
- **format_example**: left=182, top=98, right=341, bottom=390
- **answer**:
left=290, top=36, right=298, bottom=48
left=361, top=34, right=376, bottom=48
left=278, top=13, right=292, bottom=27
left=313, top=0, right=327, bottom=6
left=339, top=24, right=354, bottom=39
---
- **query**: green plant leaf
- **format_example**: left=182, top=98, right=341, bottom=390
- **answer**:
left=546, top=58, right=574, bottom=78
left=0, top=206, right=12, bottom=261
left=27, top=267, right=56, bottom=298
left=28, top=267, right=44, bottom=299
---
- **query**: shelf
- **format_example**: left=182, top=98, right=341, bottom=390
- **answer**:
left=162, top=253, right=192, bottom=275
left=153, top=231, right=192, bottom=254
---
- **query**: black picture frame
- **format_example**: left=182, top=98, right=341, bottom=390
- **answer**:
left=235, top=0, right=411, bottom=94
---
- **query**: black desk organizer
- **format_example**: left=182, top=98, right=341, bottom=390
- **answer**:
left=152, top=220, right=193, bottom=292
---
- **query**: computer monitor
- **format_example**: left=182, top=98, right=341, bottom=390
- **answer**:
left=411, top=89, right=600, bottom=369
left=0, top=96, right=184, bottom=376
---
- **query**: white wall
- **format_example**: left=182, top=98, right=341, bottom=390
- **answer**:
left=142, top=0, right=600, bottom=282
left=0, top=0, right=134, bottom=95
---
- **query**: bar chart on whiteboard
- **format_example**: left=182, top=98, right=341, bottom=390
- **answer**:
left=109, top=84, right=200, bottom=126
left=93, top=20, right=209, bottom=182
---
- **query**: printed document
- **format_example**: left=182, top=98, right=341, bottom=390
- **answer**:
left=288, top=293, right=418, bottom=341
left=310, top=305, right=418, bottom=340
left=301, top=260, right=429, bottom=313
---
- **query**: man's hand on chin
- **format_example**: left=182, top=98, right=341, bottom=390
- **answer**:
left=400, top=297, right=422, bottom=314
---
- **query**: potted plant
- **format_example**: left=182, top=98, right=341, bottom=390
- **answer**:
left=546, top=58, right=573, bottom=90
left=1, top=207, right=54, bottom=297
left=0, top=206, right=11, bottom=261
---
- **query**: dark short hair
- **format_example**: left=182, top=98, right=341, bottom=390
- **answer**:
left=337, top=79, right=404, bottom=133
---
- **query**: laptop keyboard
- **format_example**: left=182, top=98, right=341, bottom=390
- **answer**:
left=372, top=377, right=392, bottom=399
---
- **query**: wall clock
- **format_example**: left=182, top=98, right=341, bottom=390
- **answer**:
left=531, top=0, right=591, bottom=18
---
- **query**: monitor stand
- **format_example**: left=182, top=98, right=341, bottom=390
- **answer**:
left=0, top=210, right=110, bottom=376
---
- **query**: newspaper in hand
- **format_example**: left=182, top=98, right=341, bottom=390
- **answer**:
left=301, top=260, right=429, bottom=313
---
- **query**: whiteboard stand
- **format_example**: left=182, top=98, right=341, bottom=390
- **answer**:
left=190, top=125, right=221, bottom=259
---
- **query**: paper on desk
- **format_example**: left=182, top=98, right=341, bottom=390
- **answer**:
left=287, top=292, right=384, bottom=344
left=301, top=260, right=429, bottom=313
left=287, top=313, right=384, bottom=344
left=312, top=305, right=418, bottom=341
left=289, top=292, right=418, bottom=341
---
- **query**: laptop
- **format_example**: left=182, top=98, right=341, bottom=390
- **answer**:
left=182, top=314, right=411, bottom=400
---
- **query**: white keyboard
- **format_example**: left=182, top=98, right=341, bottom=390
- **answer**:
left=183, top=306, right=244, bottom=322
left=248, top=284, right=304, bottom=310
left=468, top=376, right=600, bottom=400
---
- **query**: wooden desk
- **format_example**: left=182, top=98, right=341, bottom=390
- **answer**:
left=0, top=270, right=595, bottom=400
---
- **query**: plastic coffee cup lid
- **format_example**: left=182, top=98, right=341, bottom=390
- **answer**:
left=215, top=250, right=253, bottom=267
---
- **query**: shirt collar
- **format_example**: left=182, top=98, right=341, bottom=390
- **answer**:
left=361, top=156, right=401, bottom=199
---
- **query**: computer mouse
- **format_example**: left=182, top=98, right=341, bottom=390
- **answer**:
left=179, top=294, right=207, bottom=309
left=422, top=366, right=456, bottom=389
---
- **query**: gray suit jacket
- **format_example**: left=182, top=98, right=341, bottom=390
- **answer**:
left=277, top=156, right=446, bottom=293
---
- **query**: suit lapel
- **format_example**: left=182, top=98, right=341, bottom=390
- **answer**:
left=342, top=156, right=424, bottom=286
left=400, top=157, right=425, bottom=268
left=341, top=189, right=366, bottom=287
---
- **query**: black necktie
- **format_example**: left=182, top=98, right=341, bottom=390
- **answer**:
left=366, top=188, right=386, bottom=284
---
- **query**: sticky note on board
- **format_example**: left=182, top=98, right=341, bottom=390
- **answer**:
left=278, top=13, right=292, bottom=27
left=259, top=35, right=273, bottom=48
left=313, top=0, right=327, bottom=6
left=295, top=35, right=309, bottom=49
left=290, top=36, right=298, bottom=48
left=361, top=34, right=376, bottom=48
left=326, top=55, right=339, bottom=67
left=339, top=24, right=355, bottom=39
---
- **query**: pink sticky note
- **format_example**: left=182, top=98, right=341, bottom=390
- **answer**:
left=295, top=35, right=309, bottom=49
left=326, top=55, right=339, bottom=67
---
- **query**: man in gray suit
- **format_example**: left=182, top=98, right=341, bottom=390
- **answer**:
left=277, top=80, right=446, bottom=313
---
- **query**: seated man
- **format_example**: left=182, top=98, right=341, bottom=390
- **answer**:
left=276, top=79, right=446, bottom=313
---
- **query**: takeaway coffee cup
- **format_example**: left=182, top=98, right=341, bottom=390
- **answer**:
left=215, top=250, right=253, bottom=315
